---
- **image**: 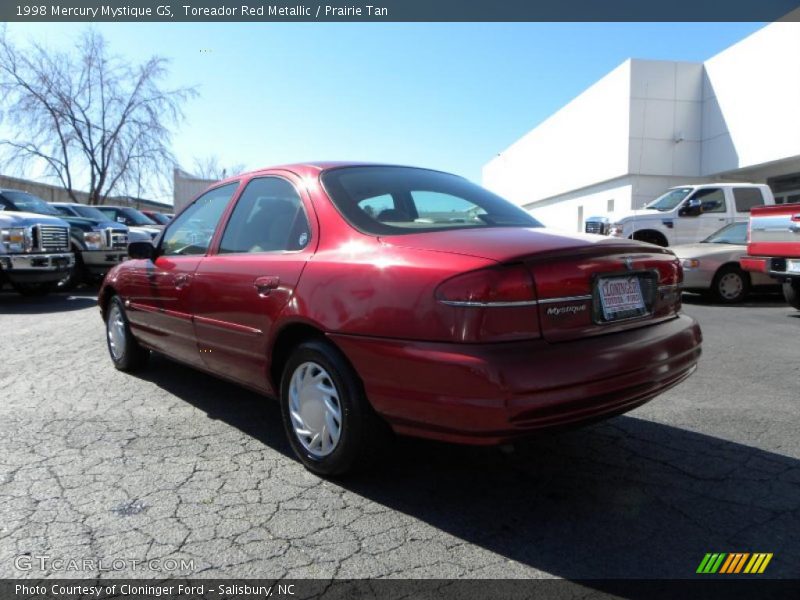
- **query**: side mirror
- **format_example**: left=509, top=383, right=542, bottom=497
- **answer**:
left=128, top=240, right=155, bottom=260
left=679, top=198, right=702, bottom=217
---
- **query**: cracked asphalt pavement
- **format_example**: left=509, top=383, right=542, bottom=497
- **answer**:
left=1, top=288, right=798, bottom=579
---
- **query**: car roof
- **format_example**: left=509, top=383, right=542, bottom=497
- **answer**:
left=213, top=162, right=452, bottom=186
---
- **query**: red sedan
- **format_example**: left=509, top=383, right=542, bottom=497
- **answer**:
left=99, top=163, right=702, bottom=475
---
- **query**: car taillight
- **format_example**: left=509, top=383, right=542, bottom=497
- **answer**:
left=435, top=265, right=540, bottom=342
left=436, top=264, right=537, bottom=307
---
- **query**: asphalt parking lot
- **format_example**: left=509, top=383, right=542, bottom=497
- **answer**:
left=1, top=289, right=798, bottom=580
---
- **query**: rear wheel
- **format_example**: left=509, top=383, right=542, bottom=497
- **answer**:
left=783, top=279, right=800, bottom=310
left=105, top=296, right=149, bottom=371
left=280, top=339, right=391, bottom=476
left=711, top=265, right=750, bottom=304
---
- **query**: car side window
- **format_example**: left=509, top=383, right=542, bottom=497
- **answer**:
left=358, top=194, right=395, bottom=220
left=410, top=191, right=487, bottom=224
left=219, top=177, right=310, bottom=254
left=53, top=206, right=72, bottom=217
left=691, top=188, right=726, bottom=214
left=733, top=188, right=765, bottom=212
left=161, top=183, right=238, bottom=256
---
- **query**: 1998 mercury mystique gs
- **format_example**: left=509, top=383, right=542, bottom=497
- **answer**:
left=99, top=163, right=702, bottom=475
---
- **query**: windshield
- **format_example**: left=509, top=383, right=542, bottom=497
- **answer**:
left=122, top=207, right=158, bottom=226
left=73, top=205, right=111, bottom=221
left=99, top=206, right=157, bottom=226
left=321, top=166, right=542, bottom=235
left=702, top=222, right=748, bottom=245
left=147, top=212, right=171, bottom=225
left=645, top=188, right=693, bottom=212
left=3, top=191, right=60, bottom=216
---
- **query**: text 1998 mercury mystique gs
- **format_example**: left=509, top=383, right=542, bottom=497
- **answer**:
left=99, top=163, right=702, bottom=475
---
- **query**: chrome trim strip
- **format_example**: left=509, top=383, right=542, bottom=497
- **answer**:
left=440, top=294, right=596, bottom=308
left=438, top=299, right=540, bottom=307
left=538, top=295, right=592, bottom=304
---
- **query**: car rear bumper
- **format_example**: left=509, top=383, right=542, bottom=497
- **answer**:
left=742, top=256, right=800, bottom=280
left=329, top=314, right=702, bottom=445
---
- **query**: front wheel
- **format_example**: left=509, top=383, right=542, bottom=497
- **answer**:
left=783, top=279, right=800, bottom=310
left=711, top=265, right=750, bottom=304
left=105, top=296, right=149, bottom=371
left=280, top=340, right=391, bottom=477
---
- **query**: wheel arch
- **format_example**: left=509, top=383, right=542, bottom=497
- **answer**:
left=98, top=285, right=117, bottom=320
left=629, top=229, right=669, bottom=247
left=268, top=320, right=330, bottom=392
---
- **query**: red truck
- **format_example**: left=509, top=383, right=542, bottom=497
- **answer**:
left=741, top=202, right=800, bottom=310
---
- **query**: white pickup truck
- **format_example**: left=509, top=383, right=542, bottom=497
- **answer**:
left=584, top=183, right=775, bottom=247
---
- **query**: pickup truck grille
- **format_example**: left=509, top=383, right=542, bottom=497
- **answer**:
left=585, top=221, right=609, bottom=235
left=104, top=228, right=129, bottom=250
left=33, top=225, right=70, bottom=251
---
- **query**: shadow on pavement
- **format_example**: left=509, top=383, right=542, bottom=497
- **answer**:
left=682, top=291, right=787, bottom=309
left=0, top=285, right=99, bottom=314
left=135, top=354, right=800, bottom=581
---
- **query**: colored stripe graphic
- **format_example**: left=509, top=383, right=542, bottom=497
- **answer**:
left=697, top=552, right=773, bottom=574
left=744, top=553, right=774, bottom=574
left=697, top=553, right=727, bottom=573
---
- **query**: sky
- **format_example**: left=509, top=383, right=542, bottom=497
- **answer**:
left=5, top=21, right=765, bottom=203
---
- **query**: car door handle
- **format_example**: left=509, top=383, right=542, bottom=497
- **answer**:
left=254, top=276, right=280, bottom=296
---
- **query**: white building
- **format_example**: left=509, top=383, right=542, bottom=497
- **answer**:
left=482, top=22, right=800, bottom=232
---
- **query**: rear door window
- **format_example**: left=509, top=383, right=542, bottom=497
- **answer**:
left=732, top=188, right=766, bottom=212
left=219, top=177, right=310, bottom=254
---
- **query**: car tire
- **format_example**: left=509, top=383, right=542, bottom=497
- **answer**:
left=280, top=339, right=391, bottom=477
left=57, top=257, right=85, bottom=292
left=711, top=265, right=750, bottom=304
left=783, top=280, right=800, bottom=310
left=105, top=295, right=149, bottom=371
left=10, top=281, right=59, bottom=296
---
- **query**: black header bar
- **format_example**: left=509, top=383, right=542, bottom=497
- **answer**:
left=5, top=0, right=800, bottom=22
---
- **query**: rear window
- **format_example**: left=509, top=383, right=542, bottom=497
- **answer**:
left=321, top=166, right=542, bottom=235
left=733, top=187, right=765, bottom=212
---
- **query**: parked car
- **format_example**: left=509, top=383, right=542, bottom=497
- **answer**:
left=585, top=183, right=775, bottom=247
left=741, top=202, right=800, bottom=310
left=0, top=210, right=74, bottom=295
left=0, top=190, right=128, bottom=289
left=94, top=206, right=163, bottom=240
left=141, top=210, right=172, bottom=225
left=673, top=222, right=777, bottom=303
left=50, top=202, right=151, bottom=245
left=99, top=163, right=702, bottom=475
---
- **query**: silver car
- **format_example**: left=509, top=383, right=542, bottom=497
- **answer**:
left=673, top=222, right=776, bottom=303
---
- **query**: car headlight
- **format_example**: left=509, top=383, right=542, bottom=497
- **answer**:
left=1, top=227, right=32, bottom=253
left=681, top=258, right=700, bottom=269
left=609, top=222, right=625, bottom=237
left=83, top=231, right=104, bottom=250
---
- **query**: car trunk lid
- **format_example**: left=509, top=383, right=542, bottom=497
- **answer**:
left=381, top=227, right=682, bottom=342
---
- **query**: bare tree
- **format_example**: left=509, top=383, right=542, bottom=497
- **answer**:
left=0, top=28, right=196, bottom=204
left=190, top=154, right=246, bottom=181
